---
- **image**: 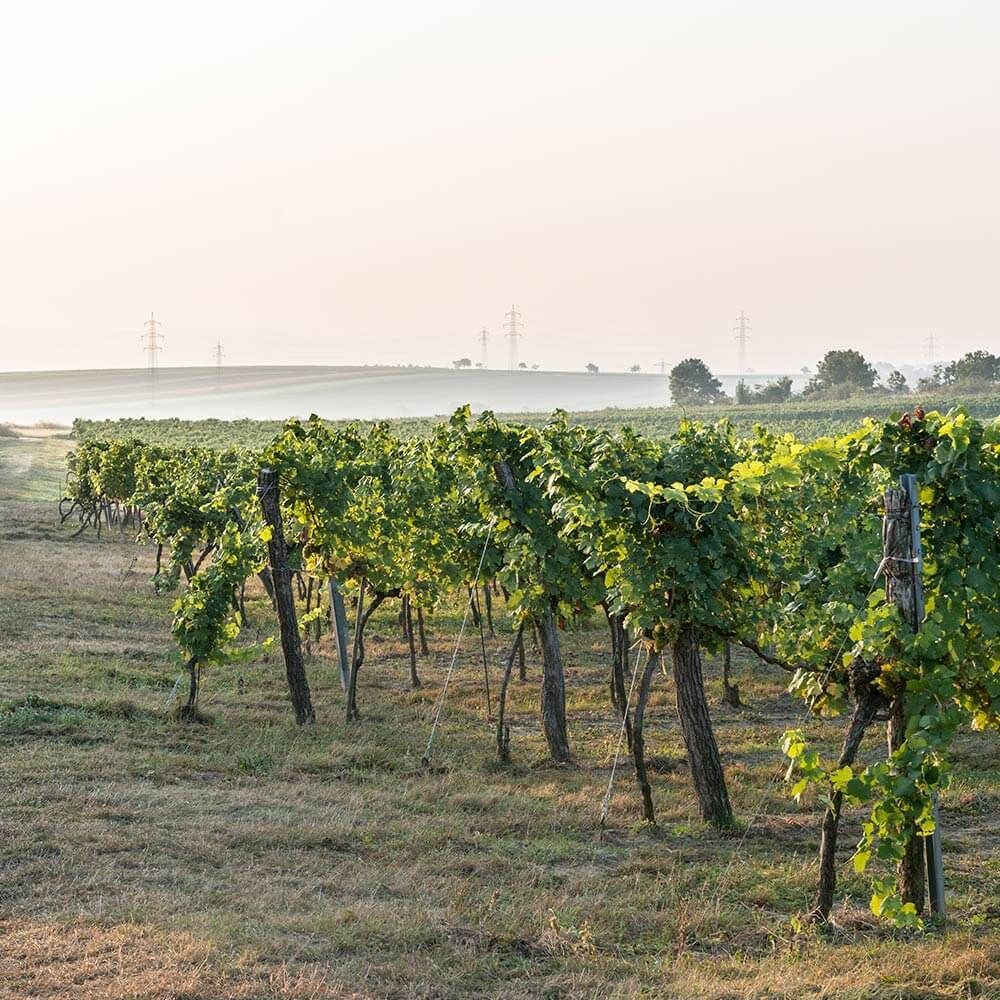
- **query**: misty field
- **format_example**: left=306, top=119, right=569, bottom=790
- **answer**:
left=2, top=427, right=1000, bottom=999
left=0, top=366, right=673, bottom=426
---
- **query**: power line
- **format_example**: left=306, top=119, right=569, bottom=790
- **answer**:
left=140, top=313, right=164, bottom=374
left=733, top=311, right=751, bottom=378
left=503, top=305, right=523, bottom=372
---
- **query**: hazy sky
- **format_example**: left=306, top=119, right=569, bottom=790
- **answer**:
left=2, top=1, right=998, bottom=374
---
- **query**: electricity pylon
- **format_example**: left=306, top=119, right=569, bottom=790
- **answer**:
left=214, top=340, right=225, bottom=380
left=926, top=331, right=936, bottom=365
left=503, top=305, right=523, bottom=371
left=733, top=311, right=751, bottom=378
left=478, top=328, right=489, bottom=368
left=140, top=313, right=164, bottom=373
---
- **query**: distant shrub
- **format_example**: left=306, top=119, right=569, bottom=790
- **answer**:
left=735, top=376, right=793, bottom=404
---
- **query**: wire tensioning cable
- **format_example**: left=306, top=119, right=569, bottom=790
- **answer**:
left=600, top=637, right=648, bottom=826
left=421, top=526, right=493, bottom=766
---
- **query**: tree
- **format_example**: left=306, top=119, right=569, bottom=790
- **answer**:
left=917, top=364, right=947, bottom=391
left=518, top=362, right=528, bottom=370
left=630, top=364, right=641, bottom=373
left=802, top=349, right=878, bottom=397
left=669, top=358, right=724, bottom=404
left=918, top=351, right=1000, bottom=390
left=452, top=358, right=472, bottom=369
left=759, top=377, right=793, bottom=402
left=886, top=370, right=909, bottom=394
left=946, top=350, right=1000, bottom=386
left=586, top=363, right=599, bottom=374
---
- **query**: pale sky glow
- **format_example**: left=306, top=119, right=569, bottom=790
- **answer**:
left=1, top=1, right=998, bottom=373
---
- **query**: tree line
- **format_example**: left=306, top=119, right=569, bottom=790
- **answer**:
left=669, top=348, right=1000, bottom=405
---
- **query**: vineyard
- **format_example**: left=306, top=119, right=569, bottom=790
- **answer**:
left=71, top=389, right=1000, bottom=449
left=3, top=403, right=1000, bottom=997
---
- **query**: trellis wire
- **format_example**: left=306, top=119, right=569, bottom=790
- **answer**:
left=163, top=672, right=186, bottom=713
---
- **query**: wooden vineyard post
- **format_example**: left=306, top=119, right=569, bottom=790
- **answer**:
left=258, top=468, right=316, bottom=725
left=329, top=578, right=351, bottom=690
left=902, top=473, right=946, bottom=917
left=496, top=627, right=524, bottom=763
left=884, top=474, right=945, bottom=917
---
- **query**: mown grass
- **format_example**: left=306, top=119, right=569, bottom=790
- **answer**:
left=0, top=425, right=71, bottom=502
left=2, top=490, right=999, bottom=999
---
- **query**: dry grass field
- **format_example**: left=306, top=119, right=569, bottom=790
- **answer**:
left=1, top=433, right=999, bottom=998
